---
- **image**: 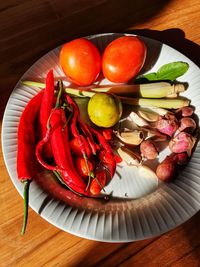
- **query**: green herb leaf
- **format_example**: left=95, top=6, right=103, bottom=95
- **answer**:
left=136, top=61, right=189, bottom=82
left=157, top=61, right=189, bottom=81
left=140, top=72, right=158, bottom=80
left=135, top=73, right=158, bottom=83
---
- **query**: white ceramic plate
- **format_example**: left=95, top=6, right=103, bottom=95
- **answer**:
left=2, top=33, right=200, bottom=242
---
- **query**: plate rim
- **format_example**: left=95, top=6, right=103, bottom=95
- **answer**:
left=2, top=32, right=200, bottom=242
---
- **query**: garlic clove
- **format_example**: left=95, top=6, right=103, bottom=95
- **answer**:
left=142, top=127, right=167, bottom=142
left=116, top=130, right=144, bottom=145
left=117, top=147, right=141, bottom=166
left=129, top=111, right=149, bottom=127
left=137, top=109, right=159, bottom=122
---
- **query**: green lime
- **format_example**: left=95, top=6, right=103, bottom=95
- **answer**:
left=87, top=93, right=122, bottom=128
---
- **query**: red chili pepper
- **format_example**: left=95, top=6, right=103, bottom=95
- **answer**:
left=99, top=150, right=116, bottom=178
left=17, top=91, right=43, bottom=180
left=75, top=157, right=94, bottom=177
left=79, top=121, right=97, bottom=155
left=114, top=154, right=122, bottom=164
left=66, top=94, right=97, bottom=155
left=88, top=126, right=113, bottom=153
left=35, top=125, right=63, bottom=172
left=38, top=80, right=92, bottom=195
left=70, top=135, right=92, bottom=158
left=90, top=170, right=107, bottom=195
left=39, top=70, right=55, bottom=158
left=36, top=107, right=88, bottom=195
left=36, top=79, right=90, bottom=195
left=88, top=126, right=121, bottom=164
left=17, top=90, right=44, bottom=235
left=87, top=125, right=117, bottom=177
left=65, top=94, right=117, bottom=190
left=101, top=128, right=113, bottom=141
left=49, top=108, right=88, bottom=194
left=65, top=94, right=94, bottom=190
left=66, top=96, right=86, bottom=156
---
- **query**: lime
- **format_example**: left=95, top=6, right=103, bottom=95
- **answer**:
left=87, top=93, right=122, bottom=128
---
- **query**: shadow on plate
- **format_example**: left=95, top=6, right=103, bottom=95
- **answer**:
left=34, top=167, right=159, bottom=216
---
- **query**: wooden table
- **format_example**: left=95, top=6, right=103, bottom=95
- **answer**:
left=1, top=0, right=200, bottom=266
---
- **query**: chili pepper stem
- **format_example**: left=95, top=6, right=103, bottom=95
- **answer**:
left=53, top=171, right=108, bottom=199
left=62, top=112, right=73, bottom=130
left=56, top=80, right=63, bottom=108
left=53, top=170, right=83, bottom=197
left=83, top=153, right=92, bottom=191
left=21, top=180, right=30, bottom=235
left=94, top=175, right=106, bottom=193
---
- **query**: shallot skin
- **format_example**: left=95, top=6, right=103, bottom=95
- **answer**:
left=156, top=114, right=179, bottom=137
left=140, top=140, right=158, bottom=160
left=173, top=152, right=188, bottom=165
left=156, top=156, right=175, bottom=181
left=178, top=117, right=196, bottom=133
left=156, top=153, right=188, bottom=182
left=176, top=106, right=194, bottom=118
left=169, top=132, right=196, bottom=156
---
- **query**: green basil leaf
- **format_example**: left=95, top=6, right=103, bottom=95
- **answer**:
left=141, top=72, right=158, bottom=80
left=135, top=72, right=158, bottom=83
left=135, top=61, right=189, bottom=83
left=157, top=61, right=189, bottom=81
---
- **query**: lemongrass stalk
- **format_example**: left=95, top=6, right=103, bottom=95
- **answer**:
left=135, top=82, right=185, bottom=98
left=166, top=93, right=178, bottom=98
left=64, top=88, right=95, bottom=98
left=22, top=80, right=185, bottom=99
left=21, top=80, right=45, bottom=88
left=120, top=97, right=190, bottom=109
left=21, top=80, right=94, bottom=98
left=92, top=82, right=185, bottom=98
left=137, top=106, right=169, bottom=116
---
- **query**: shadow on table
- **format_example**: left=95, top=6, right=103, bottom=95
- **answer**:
left=53, top=0, right=173, bottom=44
left=71, top=212, right=200, bottom=267
left=0, top=0, right=171, bottom=120
left=128, top=28, right=200, bottom=67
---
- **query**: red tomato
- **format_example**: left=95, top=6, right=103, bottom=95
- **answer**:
left=59, top=38, right=101, bottom=86
left=75, top=157, right=94, bottom=177
left=102, top=36, right=146, bottom=83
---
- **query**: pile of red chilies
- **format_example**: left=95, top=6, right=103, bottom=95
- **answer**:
left=17, top=70, right=118, bottom=234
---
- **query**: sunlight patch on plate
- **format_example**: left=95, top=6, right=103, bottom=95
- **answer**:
left=104, top=165, right=158, bottom=199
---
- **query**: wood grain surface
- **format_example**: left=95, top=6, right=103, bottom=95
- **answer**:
left=1, top=0, right=200, bottom=266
